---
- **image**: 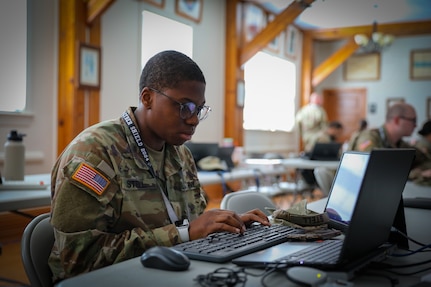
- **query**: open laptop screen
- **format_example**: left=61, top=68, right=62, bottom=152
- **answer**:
left=325, top=152, right=370, bottom=226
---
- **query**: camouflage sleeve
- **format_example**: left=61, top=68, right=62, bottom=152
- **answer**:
left=49, top=147, right=184, bottom=281
left=50, top=154, right=181, bottom=281
left=351, top=129, right=382, bottom=152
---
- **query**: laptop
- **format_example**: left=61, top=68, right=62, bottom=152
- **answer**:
left=217, top=146, right=235, bottom=171
left=303, top=142, right=342, bottom=161
left=0, top=172, right=48, bottom=190
left=184, top=142, right=219, bottom=168
left=233, top=149, right=415, bottom=274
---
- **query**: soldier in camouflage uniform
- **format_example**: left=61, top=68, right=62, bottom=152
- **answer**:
left=295, top=92, right=328, bottom=150
left=49, top=51, right=270, bottom=282
left=304, top=121, right=344, bottom=153
left=411, top=120, right=431, bottom=184
left=348, top=102, right=431, bottom=184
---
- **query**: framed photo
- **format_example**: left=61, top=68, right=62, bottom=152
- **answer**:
left=386, top=98, right=405, bottom=112
left=77, top=43, right=101, bottom=89
left=265, top=14, right=280, bottom=53
left=428, top=98, right=431, bottom=119
left=410, top=49, right=431, bottom=80
left=243, top=3, right=265, bottom=43
left=344, top=53, right=380, bottom=81
left=175, top=0, right=202, bottom=23
left=284, top=25, right=297, bottom=59
left=141, top=0, right=165, bottom=8
left=237, top=80, right=245, bottom=108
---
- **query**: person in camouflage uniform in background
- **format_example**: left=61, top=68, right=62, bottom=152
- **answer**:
left=295, top=92, right=328, bottom=150
left=348, top=102, right=431, bottom=185
left=49, top=50, right=270, bottom=283
left=412, top=120, right=431, bottom=184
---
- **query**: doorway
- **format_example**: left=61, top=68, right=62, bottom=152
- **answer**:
left=323, top=88, right=367, bottom=143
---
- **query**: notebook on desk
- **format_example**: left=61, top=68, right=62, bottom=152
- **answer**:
left=302, top=142, right=342, bottom=161
left=233, top=149, right=415, bottom=272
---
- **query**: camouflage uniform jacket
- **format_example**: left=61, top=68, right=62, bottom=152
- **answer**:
left=348, top=125, right=429, bottom=169
left=295, top=104, right=328, bottom=149
left=48, top=107, right=207, bottom=282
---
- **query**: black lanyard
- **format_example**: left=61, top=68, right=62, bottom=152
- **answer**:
left=122, top=111, right=179, bottom=223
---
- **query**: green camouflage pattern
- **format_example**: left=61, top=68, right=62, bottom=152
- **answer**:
left=304, top=129, right=333, bottom=153
left=348, top=126, right=431, bottom=185
left=49, top=107, right=207, bottom=282
left=295, top=104, right=328, bottom=149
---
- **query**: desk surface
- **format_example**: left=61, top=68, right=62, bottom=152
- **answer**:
left=245, top=157, right=340, bottom=170
left=56, top=205, right=431, bottom=287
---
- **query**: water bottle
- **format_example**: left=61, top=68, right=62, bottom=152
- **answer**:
left=4, top=130, right=26, bottom=181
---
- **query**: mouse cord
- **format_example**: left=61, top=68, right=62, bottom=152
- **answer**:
left=194, top=267, right=247, bottom=287
left=194, top=265, right=281, bottom=287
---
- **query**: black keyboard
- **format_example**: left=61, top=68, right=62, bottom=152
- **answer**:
left=172, top=224, right=302, bottom=263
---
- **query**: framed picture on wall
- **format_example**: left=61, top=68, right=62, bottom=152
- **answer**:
left=141, top=0, right=165, bottom=8
left=410, top=49, right=431, bottom=80
left=243, top=3, right=265, bottom=43
left=284, top=25, right=297, bottom=59
left=77, top=43, right=101, bottom=90
left=175, top=0, right=203, bottom=23
left=344, top=53, right=380, bottom=81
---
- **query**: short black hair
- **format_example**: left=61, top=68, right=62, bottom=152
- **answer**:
left=139, top=50, right=206, bottom=93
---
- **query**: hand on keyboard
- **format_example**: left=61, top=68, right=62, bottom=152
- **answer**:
left=188, top=208, right=270, bottom=241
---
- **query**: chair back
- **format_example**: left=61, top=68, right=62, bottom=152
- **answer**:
left=21, top=213, right=54, bottom=287
left=313, top=167, right=334, bottom=196
left=220, top=190, right=276, bottom=216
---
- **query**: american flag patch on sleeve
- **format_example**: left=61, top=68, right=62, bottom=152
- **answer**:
left=72, top=162, right=110, bottom=195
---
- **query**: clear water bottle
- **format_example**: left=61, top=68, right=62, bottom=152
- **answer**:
left=4, top=130, right=26, bottom=181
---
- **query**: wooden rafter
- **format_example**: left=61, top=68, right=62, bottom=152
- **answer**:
left=239, top=0, right=315, bottom=65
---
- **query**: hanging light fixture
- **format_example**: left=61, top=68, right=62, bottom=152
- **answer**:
left=354, top=21, right=394, bottom=53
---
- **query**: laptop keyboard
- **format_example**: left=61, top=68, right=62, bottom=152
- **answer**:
left=172, top=223, right=302, bottom=263
left=279, top=239, right=342, bottom=265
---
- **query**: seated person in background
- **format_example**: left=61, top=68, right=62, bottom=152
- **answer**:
left=299, top=121, right=344, bottom=189
left=411, top=120, right=431, bottom=185
left=304, top=120, right=344, bottom=153
left=347, top=118, right=368, bottom=150
left=48, top=50, right=270, bottom=283
left=348, top=102, right=430, bottom=185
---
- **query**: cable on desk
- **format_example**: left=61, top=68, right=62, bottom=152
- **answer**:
left=391, top=243, right=431, bottom=257
left=392, top=227, right=427, bottom=247
left=194, top=267, right=247, bottom=287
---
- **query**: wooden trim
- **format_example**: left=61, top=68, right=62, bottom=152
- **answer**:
left=312, top=37, right=359, bottom=86
left=87, top=0, right=115, bottom=25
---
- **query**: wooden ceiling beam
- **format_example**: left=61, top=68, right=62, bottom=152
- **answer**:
left=312, top=37, right=359, bottom=87
left=308, top=20, right=431, bottom=41
left=239, top=0, right=315, bottom=65
left=87, top=0, right=115, bottom=25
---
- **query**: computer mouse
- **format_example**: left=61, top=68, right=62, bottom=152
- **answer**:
left=286, top=266, right=328, bottom=287
left=140, top=246, right=190, bottom=271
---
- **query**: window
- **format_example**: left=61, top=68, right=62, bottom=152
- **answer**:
left=141, top=11, right=193, bottom=69
left=0, top=0, right=27, bottom=112
left=243, top=52, right=296, bottom=132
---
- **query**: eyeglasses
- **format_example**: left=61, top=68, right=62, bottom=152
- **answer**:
left=400, top=116, right=417, bottom=125
left=149, top=88, right=211, bottom=121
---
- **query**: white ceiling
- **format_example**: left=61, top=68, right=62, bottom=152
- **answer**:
left=253, top=0, right=431, bottom=29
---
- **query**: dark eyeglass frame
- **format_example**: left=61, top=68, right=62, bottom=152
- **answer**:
left=399, top=116, right=417, bottom=125
left=148, top=87, right=211, bottom=121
